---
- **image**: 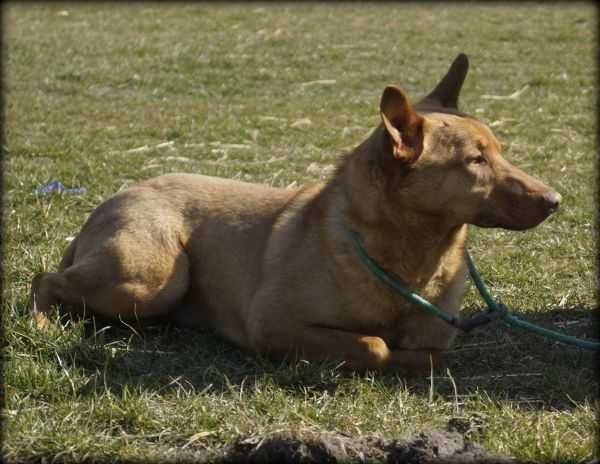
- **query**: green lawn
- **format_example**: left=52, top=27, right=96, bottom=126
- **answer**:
left=3, top=4, right=597, bottom=463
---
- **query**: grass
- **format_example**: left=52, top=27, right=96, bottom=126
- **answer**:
left=3, top=3, right=597, bottom=463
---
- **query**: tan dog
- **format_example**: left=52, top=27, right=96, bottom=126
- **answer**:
left=31, top=54, right=560, bottom=374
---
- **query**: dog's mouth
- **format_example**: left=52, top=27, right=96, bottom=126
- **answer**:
left=474, top=221, right=503, bottom=229
left=471, top=211, right=511, bottom=229
left=472, top=210, right=550, bottom=231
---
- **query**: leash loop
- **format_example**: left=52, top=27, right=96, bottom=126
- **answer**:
left=449, top=303, right=507, bottom=332
left=348, top=227, right=600, bottom=351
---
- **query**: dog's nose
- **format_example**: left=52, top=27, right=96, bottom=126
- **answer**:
left=542, top=191, right=561, bottom=213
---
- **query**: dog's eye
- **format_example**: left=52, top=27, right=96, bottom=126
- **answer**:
left=468, top=155, right=487, bottom=165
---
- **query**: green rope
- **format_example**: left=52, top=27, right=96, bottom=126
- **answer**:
left=464, top=252, right=600, bottom=351
left=348, top=228, right=457, bottom=325
left=349, top=227, right=600, bottom=351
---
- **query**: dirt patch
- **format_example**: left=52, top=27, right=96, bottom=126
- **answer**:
left=220, top=428, right=518, bottom=464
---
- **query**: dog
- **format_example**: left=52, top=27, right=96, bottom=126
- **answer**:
left=31, top=54, right=560, bottom=374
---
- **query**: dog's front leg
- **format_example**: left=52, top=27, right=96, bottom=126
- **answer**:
left=262, top=325, right=443, bottom=375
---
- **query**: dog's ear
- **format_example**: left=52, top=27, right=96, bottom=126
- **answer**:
left=416, top=53, right=469, bottom=110
left=380, top=85, right=424, bottom=164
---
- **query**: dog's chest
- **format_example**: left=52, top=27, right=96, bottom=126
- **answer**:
left=364, top=259, right=467, bottom=350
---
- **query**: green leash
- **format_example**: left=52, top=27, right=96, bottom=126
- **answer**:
left=348, top=227, right=600, bottom=351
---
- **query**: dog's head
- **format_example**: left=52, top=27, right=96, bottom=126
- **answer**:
left=376, top=54, right=560, bottom=231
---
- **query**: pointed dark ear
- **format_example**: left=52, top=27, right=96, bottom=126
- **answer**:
left=380, top=85, right=424, bottom=164
left=416, top=53, right=469, bottom=110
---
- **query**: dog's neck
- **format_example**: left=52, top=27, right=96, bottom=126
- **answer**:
left=336, top=129, right=467, bottom=288
left=348, top=208, right=467, bottom=289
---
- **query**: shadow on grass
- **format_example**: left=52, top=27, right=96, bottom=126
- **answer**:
left=443, top=304, right=598, bottom=409
left=59, top=304, right=597, bottom=411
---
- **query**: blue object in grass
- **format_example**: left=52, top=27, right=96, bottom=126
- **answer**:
left=34, top=180, right=87, bottom=195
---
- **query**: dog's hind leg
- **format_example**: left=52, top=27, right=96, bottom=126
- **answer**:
left=31, top=244, right=190, bottom=329
left=31, top=238, right=86, bottom=328
left=30, top=271, right=84, bottom=329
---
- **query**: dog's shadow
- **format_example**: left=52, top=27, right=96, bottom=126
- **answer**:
left=61, top=305, right=597, bottom=411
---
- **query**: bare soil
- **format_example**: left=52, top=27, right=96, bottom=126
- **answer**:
left=219, top=428, right=520, bottom=464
